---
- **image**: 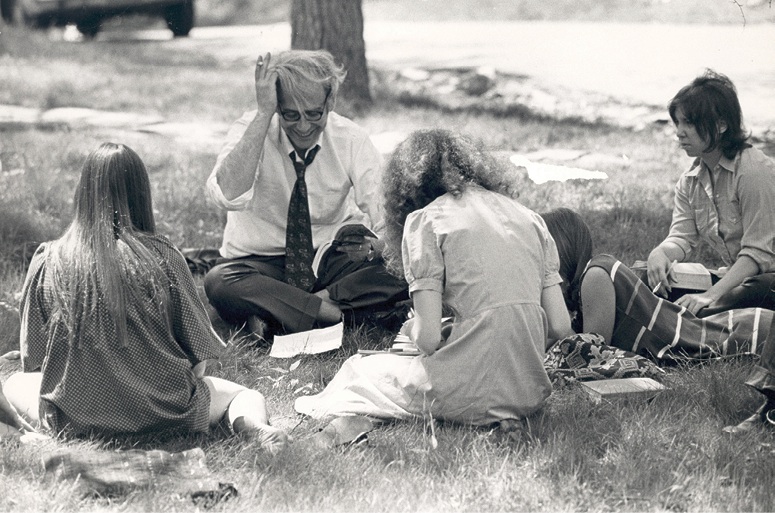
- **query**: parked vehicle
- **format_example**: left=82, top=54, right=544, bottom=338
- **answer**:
left=0, top=0, right=195, bottom=38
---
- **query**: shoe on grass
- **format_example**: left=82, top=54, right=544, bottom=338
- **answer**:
left=309, top=416, right=375, bottom=449
left=722, top=399, right=775, bottom=435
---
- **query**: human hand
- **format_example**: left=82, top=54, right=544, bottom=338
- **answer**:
left=647, top=247, right=675, bottom=298
left=398, top=317, right=415, bottom=338
left=674, top=292, right=715, bottom=316
left=254, top=52, right=278, bottom=114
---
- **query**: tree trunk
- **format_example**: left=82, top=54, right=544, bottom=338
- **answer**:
left=290, top=0, right=371, bottom=108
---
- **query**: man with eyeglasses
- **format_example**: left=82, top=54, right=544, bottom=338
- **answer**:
left=204, top=49, right=408, bottom=338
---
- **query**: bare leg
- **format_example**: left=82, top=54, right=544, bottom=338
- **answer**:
left=204, top=377, right=288, bottom=454
left=580, top=267, right=616, bottom=342
left=0, top=379, right=35, bottom=432
left=3, top=372, right=42, bottom=427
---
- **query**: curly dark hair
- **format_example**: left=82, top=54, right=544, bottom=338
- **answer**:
left=668, top=69, right=750, bottom=160
left=381, top=129, right=520, bottom=277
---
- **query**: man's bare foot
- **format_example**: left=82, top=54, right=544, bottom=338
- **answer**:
left=247, top=315, right=268, bottom=339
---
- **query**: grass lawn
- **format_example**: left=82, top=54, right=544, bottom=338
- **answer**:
left=1, top=19, right=775, bottom=513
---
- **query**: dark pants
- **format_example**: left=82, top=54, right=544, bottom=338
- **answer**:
left=698, top=272, right=775, bottom=317
left=633, top=269, right=775, bottom=317
left=746, top=312, right=775, bottom=400
left=203, top=247, right=408, bottom=334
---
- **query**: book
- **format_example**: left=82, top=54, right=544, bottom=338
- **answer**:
left=269, top=322, right=343, bottom=358
left=580, top=377, right=666, bottom=404
left=669, top=262, right=712, bottom=292
left=631, top=260, right=713, bottom=292
left=357, top=333, right=422, bottom=357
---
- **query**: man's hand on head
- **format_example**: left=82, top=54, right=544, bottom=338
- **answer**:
left=255, top=52, right=279, bottom=115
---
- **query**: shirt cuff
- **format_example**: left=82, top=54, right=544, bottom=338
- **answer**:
left=662, top=236, right=692, bottom=260
left=543, top=270, right=564, bottom=289
left=408, top=277, right=444, bottom=295
left=206, top=174, right=253, bottom=209
left=737, top=248, right=771, bottom=274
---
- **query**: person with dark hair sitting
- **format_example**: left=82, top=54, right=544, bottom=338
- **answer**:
left=3, top=143, right=287, bottom=452
left=541, top=207, right=775, bottom=435
left=647, top=69, right=775, bottom=318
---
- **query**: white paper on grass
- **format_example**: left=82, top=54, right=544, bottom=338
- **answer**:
left=269, top=322, right=344, bottom=359
left=509, top=155, right=608, bottom=184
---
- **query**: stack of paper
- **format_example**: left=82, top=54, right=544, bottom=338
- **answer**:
left=270, top=322, right=343, bottom=359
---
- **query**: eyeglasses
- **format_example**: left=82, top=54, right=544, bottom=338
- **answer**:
left=278, top=90, right=330, bottom=122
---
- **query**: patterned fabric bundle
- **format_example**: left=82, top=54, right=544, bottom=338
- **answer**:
left=544, top=333, right=666, bottom=386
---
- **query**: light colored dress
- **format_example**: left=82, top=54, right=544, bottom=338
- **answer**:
left=295, top=186, right=562, bottom=425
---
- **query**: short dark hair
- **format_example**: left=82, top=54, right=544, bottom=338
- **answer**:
left=668, top=69, right=749, bottom=160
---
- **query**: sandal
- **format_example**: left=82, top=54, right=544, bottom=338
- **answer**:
left=309, top=416, right=375, bottom=448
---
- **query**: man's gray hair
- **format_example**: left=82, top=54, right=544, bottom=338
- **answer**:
left=273, top=50, right=347, bottom=108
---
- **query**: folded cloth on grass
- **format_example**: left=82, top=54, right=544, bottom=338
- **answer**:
left=544, top=333, right=666, bottom=386
left=43, top=447, right=237, bottom=507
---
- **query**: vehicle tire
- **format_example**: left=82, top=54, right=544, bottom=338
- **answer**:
left=164, top=0, right=193, bottom=37
left=0, top=0, right=14, bottom=23
left=76, top=15, right=101, bottom=38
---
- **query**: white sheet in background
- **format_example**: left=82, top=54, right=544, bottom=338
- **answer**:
left=510, top=154, right=608, bottom=184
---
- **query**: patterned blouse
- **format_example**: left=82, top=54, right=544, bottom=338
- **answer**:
left=20, top=235, right=223, bottom=436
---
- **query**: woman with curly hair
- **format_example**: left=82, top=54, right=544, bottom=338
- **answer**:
left=295, top=129, right=573, bottom=426
left=3, top=143, right=287, bottom=452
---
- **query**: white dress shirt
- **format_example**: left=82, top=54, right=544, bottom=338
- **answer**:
left=207, top=111, right=383, bottom=259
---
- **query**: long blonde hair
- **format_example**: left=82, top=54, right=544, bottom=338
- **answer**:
left=45, top=143, right=171, bottom=346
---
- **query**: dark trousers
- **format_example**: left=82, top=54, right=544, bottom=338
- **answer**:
left=634, top=270, right=775, bottom=317
left=746, top=312, right=775, bottom=400
left=203, top=248, right=408, bottom=334
left=698, top=272, right=775, bottom=317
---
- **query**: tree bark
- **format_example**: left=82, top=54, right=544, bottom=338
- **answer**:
left=290, top=0, right=371, bottom=108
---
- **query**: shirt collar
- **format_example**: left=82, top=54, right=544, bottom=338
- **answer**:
left=717, top=154, right=736, bottom=173
left=685, top=154, right=736, bottom=177
left=685, top=158, right=703, bottom=177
